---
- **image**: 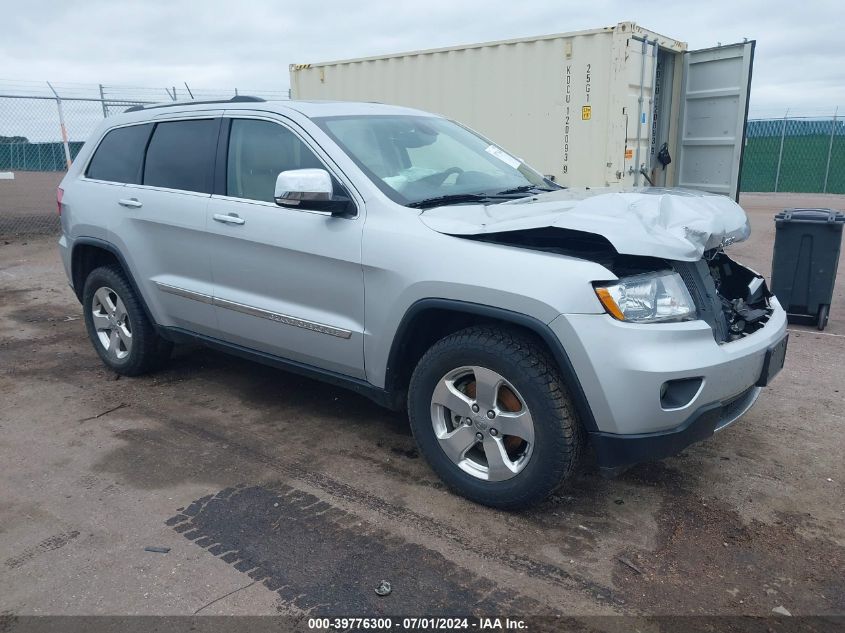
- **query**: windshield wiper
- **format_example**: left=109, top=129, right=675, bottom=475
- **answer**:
left=407, top=193, right=492, bottom=209
left=409, top=188, right=554, bottom=209
left=495, top=185, right=556, bottom=195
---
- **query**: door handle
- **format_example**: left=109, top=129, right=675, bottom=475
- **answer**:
left=213, top=213, right=245, bottom=225
left=118, top=198, right=143, bottom=209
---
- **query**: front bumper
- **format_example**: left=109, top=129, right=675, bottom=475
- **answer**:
left=549, top=298, right=787, bottom=468
left=589, top=385, right=761, bottom=473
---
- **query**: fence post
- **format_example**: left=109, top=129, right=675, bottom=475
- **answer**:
left=773, top=109, right=788, bottom=193
left=99, top=84, right=108, bottom=118
left=46, top=81, right=72, bottom=170
left=823, top=107, right=837, bottom=194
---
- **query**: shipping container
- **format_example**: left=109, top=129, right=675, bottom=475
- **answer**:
left=290, top=22, right=755, bottom=199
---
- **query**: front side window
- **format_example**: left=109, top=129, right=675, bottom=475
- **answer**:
left=143, top=119, right=218, bottom=193
left=314, top=115, right=552, bottom=207
left=86, top=124, right=151, bottom=184
left=226, top=119, right=327, bottom=203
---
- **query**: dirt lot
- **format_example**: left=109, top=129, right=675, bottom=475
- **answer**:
left=0, top=172, right=62, bottom=236
left=0, top=188, right=844, bottom=622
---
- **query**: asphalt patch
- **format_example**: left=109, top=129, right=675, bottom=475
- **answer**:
left=168, top=485, right=545, bottom=616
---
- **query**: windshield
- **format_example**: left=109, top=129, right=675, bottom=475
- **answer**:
left=313, top=115, right=554, bottom=208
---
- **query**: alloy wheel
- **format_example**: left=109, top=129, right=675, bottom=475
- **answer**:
left=91, top=286, right=132, bottom=360
left=429, top=366, right=535, bottom=481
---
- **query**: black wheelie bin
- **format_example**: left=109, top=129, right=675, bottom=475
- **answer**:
left=771, top=208, right=845, bottom=330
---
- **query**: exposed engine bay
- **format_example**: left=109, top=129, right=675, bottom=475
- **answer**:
left=706, top=251, right=773, bottom=341
left=466, top=226, right=773, bottom=343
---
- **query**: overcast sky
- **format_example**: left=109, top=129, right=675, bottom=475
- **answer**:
left=2, top=0, right=843, bottom=117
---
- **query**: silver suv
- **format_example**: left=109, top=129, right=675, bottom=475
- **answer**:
left=58, top=97, right=788, bottom=508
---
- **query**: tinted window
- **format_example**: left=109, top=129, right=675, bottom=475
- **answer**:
left=86, top=124, right=151, bottom=184
left=143, top=119, right=218, bottom=193
left=227, top=119, right=326, bottom=203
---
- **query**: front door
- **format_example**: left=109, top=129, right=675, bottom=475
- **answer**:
left=206, top=116, right=365, bottom=378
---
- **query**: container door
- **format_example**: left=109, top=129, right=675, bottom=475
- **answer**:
left=675, top=41, right=755, bottom=200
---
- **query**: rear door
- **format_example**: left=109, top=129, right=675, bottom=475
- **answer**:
left=206, top=114, right=365, bottom=378
left=113, top=114, right=221, bottom=335
left=76, top=122, right=152, bottom=245
left=675, top=41, right=755, bottom=200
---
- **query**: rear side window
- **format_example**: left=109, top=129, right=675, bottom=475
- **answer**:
left=143, top=119, right=218, bottom=193
left=86, top=124, right=151, bottom=184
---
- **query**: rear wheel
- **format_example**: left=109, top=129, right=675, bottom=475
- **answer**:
left=408, top=326, right=581, bottom=509
left=82, top=265, right=172, bottom=376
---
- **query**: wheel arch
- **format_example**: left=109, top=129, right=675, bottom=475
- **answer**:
left=71, top=237, right=157, bottom=327
left=384, top=298, right=599, bottom=432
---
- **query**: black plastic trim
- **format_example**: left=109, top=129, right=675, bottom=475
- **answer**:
left=385, top=298, right=600, bottom=432
left=589, top=386, right=757, bottom=474
left=674, top=259, right=728, bottom=342
left=70, top=237, right=157, bottom=326
left=213, top=118, right=231, bottom=196
left=160, top=326, right=395, bottom=408
left=590, top=404, right=720, bottom=475
left=756, top=333, right=788, bottom=387
left=124, top=96, right=264, bottom=113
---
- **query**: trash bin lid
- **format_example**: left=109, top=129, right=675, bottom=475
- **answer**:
left=775, top=208, right=845, bottom=224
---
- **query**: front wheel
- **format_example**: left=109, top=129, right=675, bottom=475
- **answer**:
left=408, top=327, right=581, bottom=509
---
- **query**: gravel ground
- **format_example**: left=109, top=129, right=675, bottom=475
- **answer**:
left=0, top=190, right=843, bottom=621
left=0, top=172, right=63, bottom=236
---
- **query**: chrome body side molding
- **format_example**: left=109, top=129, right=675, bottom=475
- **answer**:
left=155, top=282, right=352, bottom=339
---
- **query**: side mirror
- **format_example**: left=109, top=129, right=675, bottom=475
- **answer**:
left=274, top=169, right=355, bottom=218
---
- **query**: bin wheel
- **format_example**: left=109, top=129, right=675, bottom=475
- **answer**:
left=817, top=304, right=829, bottom=331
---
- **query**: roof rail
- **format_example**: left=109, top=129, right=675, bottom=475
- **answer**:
left=124, top=95, right=265, bottom=113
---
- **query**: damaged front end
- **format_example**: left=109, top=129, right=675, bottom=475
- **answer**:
left=421, top=188, right=775, bottom=342
left=675, top=252, right=774, bottom=342
left=465, top=226, right=774, bottom=343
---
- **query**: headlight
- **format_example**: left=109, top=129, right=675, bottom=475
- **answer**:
left=594, top=271, right=696, bottom=323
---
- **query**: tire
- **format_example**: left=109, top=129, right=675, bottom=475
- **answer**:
left=81, top=265, right=172, bottom=376
left=407, top=326, right=582, bottom=510
left=817, top=304, right=829, bottom=331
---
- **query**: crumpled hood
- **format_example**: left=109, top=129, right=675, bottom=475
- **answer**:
left=419, top=188, right=751, bottom=261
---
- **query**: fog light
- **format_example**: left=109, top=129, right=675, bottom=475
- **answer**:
left=660, top=377, right=704, bottom=410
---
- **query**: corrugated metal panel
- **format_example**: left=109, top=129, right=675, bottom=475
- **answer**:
left=291, top=22, right=687, bottom=187
left=676, top=41, right=755, bottom=199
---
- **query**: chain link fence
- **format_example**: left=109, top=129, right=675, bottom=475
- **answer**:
left=0, top=81, right=288, bottom=237
left=0, top=94, right=146, bottom=236
left=741, top=113, right=844, bottom=194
